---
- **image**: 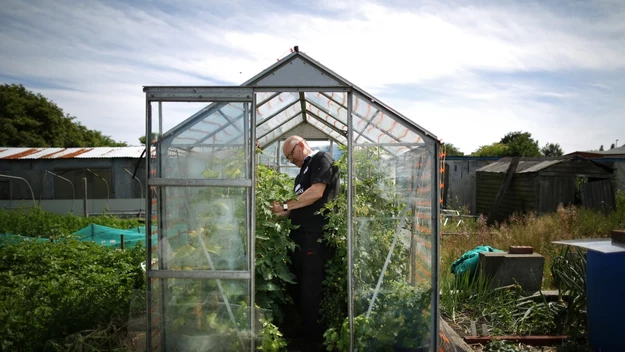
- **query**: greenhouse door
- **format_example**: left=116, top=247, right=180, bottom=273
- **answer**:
left=144, top=87, right=259, bottom=351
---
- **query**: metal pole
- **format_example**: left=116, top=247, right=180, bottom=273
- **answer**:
left=346, top=91, right=354, bottom=351
left=86, top=169, right=109, bottom=212
left=45, top=170, right=75, bottom=213
left=249, top=97, right=257, bottom=352
left=158, top=101, right=163, bottom=143
left=0, top=174, right=36, bottom=208
left=83, top=177, right=88, bottom=217
left=431, top=142, right=441, bottom=351
left=145, top=97, right=153, bottom=352
left=124, top=168, right=144, bottom=216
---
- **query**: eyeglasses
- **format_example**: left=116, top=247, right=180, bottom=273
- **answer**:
left=286, top=143, right=298, bottom=161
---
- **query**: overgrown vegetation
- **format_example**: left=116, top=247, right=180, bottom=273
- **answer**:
left=0, top=207, right=141, bottom=239
left=0, top=238, right=145, bottom=351
left=441, top=191, right=625, bottom=289
left=439, top=191, right=625, bottom=349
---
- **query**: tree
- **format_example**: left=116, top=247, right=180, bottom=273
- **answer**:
left=138, top=133, right=161, bottom=145
left=471, top=143, right=509, bottom=157
left=443, top=143, right=463, bottom=156
left=599, top=145, right=604, bottom=151
left=610, top=143, right=615, bottom=150
left=541, top=142, right=564, bottom=157
left=0, top=84, right=126, bottom=147
left=499, top=131, right=541, bottom=157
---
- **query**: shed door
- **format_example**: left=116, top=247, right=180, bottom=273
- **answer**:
left=581, top=179, right=616, bottom=212
left=537, top=176, right=575, bottom=214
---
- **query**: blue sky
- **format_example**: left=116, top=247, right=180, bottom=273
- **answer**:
left=1, top=0, right=624, bottom=154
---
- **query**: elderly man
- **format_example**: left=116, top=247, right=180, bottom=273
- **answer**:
left=270, top=135, right=340, bottom=350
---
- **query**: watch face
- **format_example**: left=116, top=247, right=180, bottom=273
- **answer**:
left=283, top=203, right=288, bottom=210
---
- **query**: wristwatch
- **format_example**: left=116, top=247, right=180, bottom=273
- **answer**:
left=283, top=202, right=288, bottom=211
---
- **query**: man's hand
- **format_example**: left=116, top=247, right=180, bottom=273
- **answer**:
left=271, top=201, right=284, bottom=215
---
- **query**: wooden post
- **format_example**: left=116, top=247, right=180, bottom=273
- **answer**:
left=120, top=234, right=125, bottom=250
left=487, top=157, right=519, bottom=225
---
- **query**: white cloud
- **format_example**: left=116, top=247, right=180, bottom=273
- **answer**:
left=1, top=0, right=624, bottom=152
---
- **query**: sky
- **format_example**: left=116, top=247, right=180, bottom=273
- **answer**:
left=1, top=0, right=624, bottom=155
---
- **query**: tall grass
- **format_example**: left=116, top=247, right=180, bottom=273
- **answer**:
left=441, top=191, right=625, bottom=289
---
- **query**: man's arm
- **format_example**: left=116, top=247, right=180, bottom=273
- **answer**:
left=270, top=182, right=326, bottom=214
left=286, top=182, right=326, bottom=210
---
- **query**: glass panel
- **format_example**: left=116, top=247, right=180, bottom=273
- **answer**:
left=157, top=101, right=250, bottom=180
left=351, top=145, right=434, bottom=350
left=304, top=92, right=348, bottom=125
left=172, top=103, right=247, bottom=147
left=306, top=115, right=347, bottom=145
left=352, top=93, right=426, bottom=148
left=256, top=102, right=301, bottom=140
left=150, top=278, right=257, bottom=351
left=256, top=92, right=299, bottom=125
left=160, top=145, right=248, bottom=180
left=256, top=115, right=304, bottom=147
left=152, top=186, right=248, bottom=271
left=257, top=140, right=279, bottom=169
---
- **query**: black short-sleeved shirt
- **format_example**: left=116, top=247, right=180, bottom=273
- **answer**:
left=289, top=151, right=340, bottom=233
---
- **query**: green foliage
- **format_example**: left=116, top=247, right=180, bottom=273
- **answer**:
left=499, top=131, right=541, bottom=157
left=254, top=164, right=297, bottom=323
left=483, top=340, right=524, bottom=352
left=321, top=146, right=430, bottom=350
left=0, top=83, right=126, bottom=147
left=0, top=239, right=145, bottom=351
left=443, top=143, right=463, bottom=156
left=256, top=319, right=288, bottom=352
left=541, top=142, right=564, bottom=156
left=0, top=207, right=141, bottom=239
left=324, top=282, right=431, bottom=351
left=472, top=131, right=545, bottom=157
left=551, top=247, right=588, bottom=342
left=471, top=143, right=509, bottom=157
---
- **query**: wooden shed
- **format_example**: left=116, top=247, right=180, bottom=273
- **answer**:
left=476, top=156, right=615, bottom=223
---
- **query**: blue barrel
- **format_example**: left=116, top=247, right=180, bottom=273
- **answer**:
left=586, top=249, right=625, bottom=352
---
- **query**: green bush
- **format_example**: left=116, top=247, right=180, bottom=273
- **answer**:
left=0, top=239, right=145, bottom=351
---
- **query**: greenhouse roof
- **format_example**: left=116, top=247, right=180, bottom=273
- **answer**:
left=158, top=47, right=439, bottom=155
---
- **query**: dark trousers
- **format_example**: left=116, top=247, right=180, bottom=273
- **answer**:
left=288, top=230, right=328, bottom=343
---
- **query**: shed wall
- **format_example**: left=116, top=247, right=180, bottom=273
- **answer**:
left=476, top=172, right=537, bottom=222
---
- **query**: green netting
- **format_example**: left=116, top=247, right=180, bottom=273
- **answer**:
left=1, top=223, right=191, bottom=249
left=73, top=224, right=147, bottom=248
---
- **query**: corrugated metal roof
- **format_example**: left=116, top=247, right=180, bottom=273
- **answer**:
left=477, top=159, right=566, bottom=173
left=0, top=147, right=147, bottom=159
left=476, top=156, right=614, bottom=174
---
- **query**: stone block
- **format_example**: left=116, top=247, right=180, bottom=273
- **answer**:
left=478, top=252, right=545, bottom=293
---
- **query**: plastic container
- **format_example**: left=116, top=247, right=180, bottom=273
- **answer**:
left=554, top=232, right=625, bottom=352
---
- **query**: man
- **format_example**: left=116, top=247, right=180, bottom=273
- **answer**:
left=270, top=135, right=340, bottom=349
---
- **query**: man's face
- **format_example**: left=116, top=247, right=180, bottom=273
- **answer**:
left=284, top=141, right=303, bottom=167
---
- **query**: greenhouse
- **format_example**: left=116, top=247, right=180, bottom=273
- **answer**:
left=143, top=47, right=441, bottom=351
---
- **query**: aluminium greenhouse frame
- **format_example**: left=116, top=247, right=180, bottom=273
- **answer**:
left=144, top=48, right=441, bottom=352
